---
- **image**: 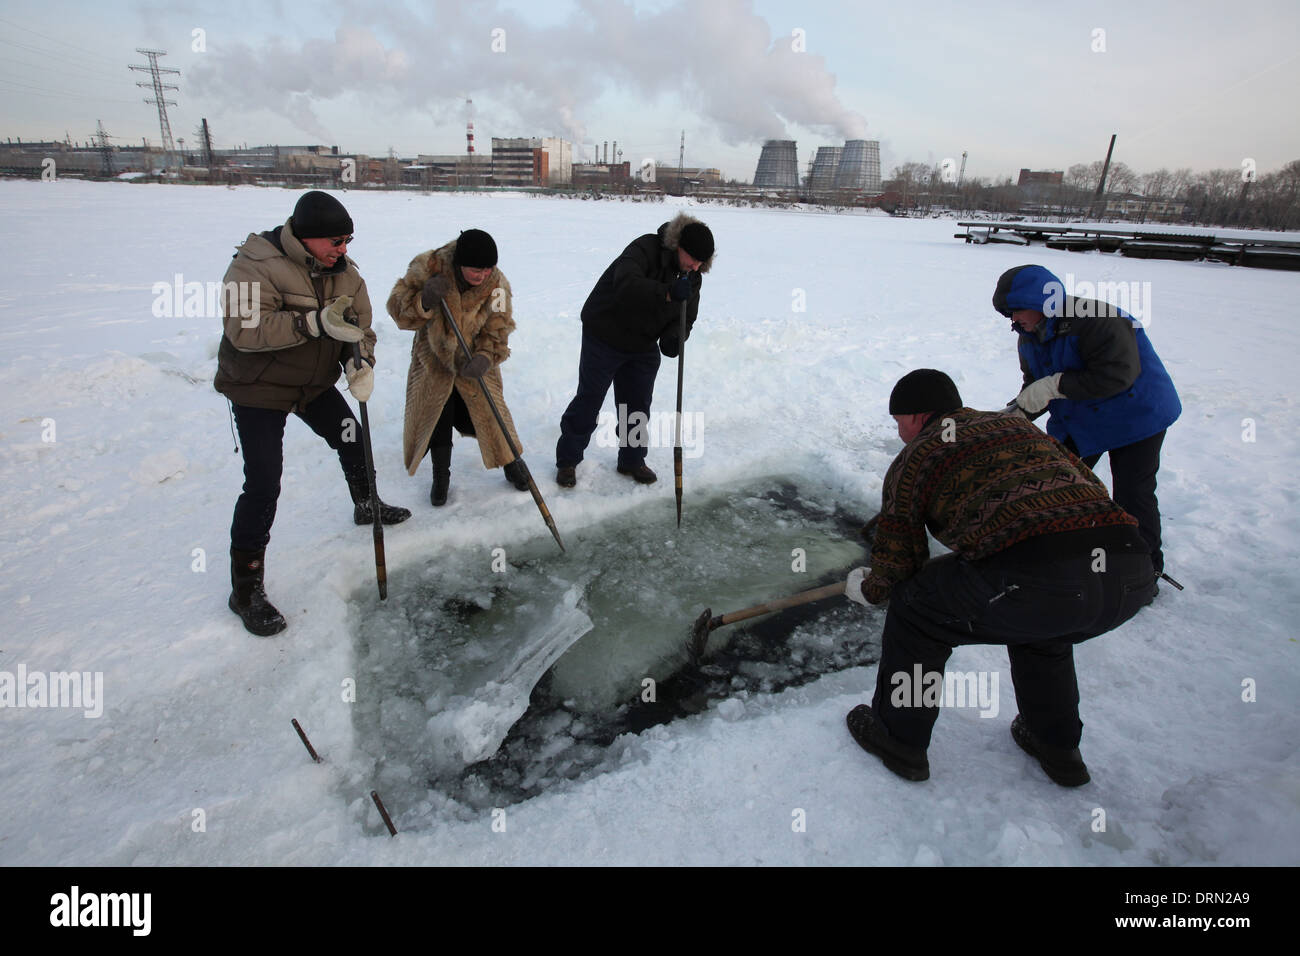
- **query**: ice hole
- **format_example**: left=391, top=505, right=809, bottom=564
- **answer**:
left=349, top=479, right=883, bottom=828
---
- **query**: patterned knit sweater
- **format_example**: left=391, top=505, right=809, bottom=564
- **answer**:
left=862, top=408, right=1137, bottom=604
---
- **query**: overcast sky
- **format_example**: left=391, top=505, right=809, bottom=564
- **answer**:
left=2, top=0, right=1297, bottom=182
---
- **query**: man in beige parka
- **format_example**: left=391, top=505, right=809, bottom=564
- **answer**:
left=215, top=190, right=410, bottom=637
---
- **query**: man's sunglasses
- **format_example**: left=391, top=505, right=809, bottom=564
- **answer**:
left=330, top=235, right=354, bottom=247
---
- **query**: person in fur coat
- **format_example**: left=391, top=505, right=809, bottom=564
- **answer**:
left=554, top=212, right=715, bottom=487
left=386, top=229, right=527, bottom=506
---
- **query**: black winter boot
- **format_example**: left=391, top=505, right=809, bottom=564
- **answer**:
left=617, top=461, right=658, bottom=484
left=845, top=704, right=930, bottom=781
left=229, top=547, right=287, bottom=637
left=430, top=445, right=452, bottom=506
left=1011, top=714, right=1090, bottom=787
left=347, top=478, right=412, bottom=526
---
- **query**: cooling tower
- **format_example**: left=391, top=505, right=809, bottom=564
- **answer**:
left=810, top=146, right=843, bottom=193
left=833, top=139, right=882, bottom=193
left=753, top=140, right=799, bottom=189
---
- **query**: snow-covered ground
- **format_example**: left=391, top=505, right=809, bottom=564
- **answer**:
left=1, top=179, right=1296, bottom=866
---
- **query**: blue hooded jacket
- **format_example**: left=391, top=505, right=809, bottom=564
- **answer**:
left=993, top=264, right=1181, bottom=458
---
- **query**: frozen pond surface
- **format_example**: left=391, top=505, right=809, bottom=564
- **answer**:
left=350, top=480, right=882, bottom=822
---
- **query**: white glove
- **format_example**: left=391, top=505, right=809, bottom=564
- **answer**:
left=304, top=295, right=364, bottom=343
left=1015, top=372, right=1064, bottom=415
left=1002, top=401, right=1028, bottom=419
left=845, top=567, right=870, bottom=606
left=345, top=357, right=374, bottom=402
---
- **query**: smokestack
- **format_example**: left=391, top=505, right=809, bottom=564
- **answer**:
left=753, top=140, right=799, bottom=189
left=810, top=146, right=843, bottom=193
left=833, top=140, right=881, bottom=193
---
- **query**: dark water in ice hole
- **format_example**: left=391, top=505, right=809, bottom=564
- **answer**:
left=349, top=480, right=885, bottom=824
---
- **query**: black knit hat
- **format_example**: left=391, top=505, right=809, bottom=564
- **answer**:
left=291, top=191, right=353, bottom=239
left=678, top=221, right=714, bottom=262
left=453, top=229, right=498, bottom=269
left=889, top=369, right=963, bottom=415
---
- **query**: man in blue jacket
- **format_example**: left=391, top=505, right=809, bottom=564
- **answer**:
left=993, top=264, right=1180, bottom=578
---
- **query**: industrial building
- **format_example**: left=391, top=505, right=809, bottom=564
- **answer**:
left=0, top=138, right=151, bottom=177
left=572, top=162, right=632, bottom=188
left=489, top=137, right=572, bottom=186
left=410, top=154, right=492, bottom=188
left=832, top=140, right=882, bottom=193
left=1018, top=169, right=1064, bottom=186
left=756, top=138, right=882, bottom=195
left=809, top=146, right=843, bottom=193
left=753, top=140, right=799, bottom=189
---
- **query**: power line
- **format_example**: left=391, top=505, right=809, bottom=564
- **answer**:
left=0, top=76, right=137, bottom=104
left=0, top=15, right=129, bottom=69
left=0, top=46, right=132, bottom=84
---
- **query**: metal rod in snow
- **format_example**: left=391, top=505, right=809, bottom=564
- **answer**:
left=345, top=313, right=387, bottom=600
left=437, top=297, right=566, bottom=553
left=371, top=790, right=397, bottom=836
left=674, top=297, right=686, bottom=527
left=291, top=718, right=322, bottom=763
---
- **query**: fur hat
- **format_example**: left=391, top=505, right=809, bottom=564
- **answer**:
left=889, top=369, right=962, bottom=415
left=291, top=191, right=353, bottom=239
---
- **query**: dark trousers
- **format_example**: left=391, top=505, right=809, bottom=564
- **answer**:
left=556, top=331, right=661, bottom=470
left=429, top=388, right=474, bottom=451
left=230, top=388, right=365, bottom=551
left=870, top=530, right=1154, bottom=752
left=1068, top=430, right=1166, bottom=573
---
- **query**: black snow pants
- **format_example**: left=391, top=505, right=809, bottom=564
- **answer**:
left=230, top=388, right=367, bottom=551
left=870, top=526, right=1155, bottom=752
left=1068, top=430, right=1167, bottom=574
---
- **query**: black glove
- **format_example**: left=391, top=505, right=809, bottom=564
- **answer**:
left=460, top=352, right=491, bottom=378
left=421, top=277, right=442, bottom=313
left=668, top=272, right=692, bottom=303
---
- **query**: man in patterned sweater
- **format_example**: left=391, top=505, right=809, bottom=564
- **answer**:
left=844, top=369, right=1155, bottom=786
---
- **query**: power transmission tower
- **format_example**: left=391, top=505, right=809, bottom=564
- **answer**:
left=93, top=120, right=115, bottom=177
left=197, top=118, right=215, bottom=168
left=129, top=49, right=179, bottom=171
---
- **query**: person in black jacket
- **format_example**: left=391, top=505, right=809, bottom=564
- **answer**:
left=555, top=213, right=715, bottom=487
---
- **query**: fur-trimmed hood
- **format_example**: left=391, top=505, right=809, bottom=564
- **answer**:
left=659, top=212, right=714, bottom=273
